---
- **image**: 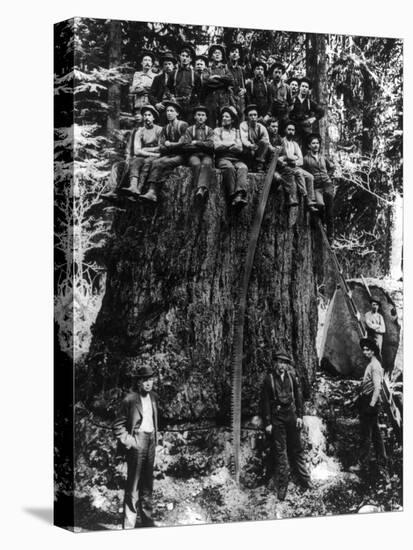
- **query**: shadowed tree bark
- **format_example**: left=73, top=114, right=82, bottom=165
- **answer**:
left=86, top=169, right=319, bottom=423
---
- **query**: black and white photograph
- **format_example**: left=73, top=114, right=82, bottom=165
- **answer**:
left=53, top=15, right=403, bottom=532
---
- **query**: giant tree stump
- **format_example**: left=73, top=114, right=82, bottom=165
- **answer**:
left=87, top=167, right=319, bottom=422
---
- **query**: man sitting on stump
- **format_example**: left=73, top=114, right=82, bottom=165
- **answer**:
left=213, top=105, right=248, bottom=209
left=140, top=101, right=188, bottom=204
left=181, top=105, right=214, bottom=205
left=303, top=133, right=335, bottom=240
left=261, top=352, right=311, bottom=501
left=240, top=104, right=269, bottom=173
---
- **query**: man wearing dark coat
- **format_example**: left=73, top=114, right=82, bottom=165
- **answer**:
left=169, top=43, right=200, bottom=123
left=139, top=100, right=188, bottom=203
left=227, top=43, right=247, bottom=120
left=204, top=44, right=235, bottom=127
left=261, top=352, right=311, bottom=501
left=265, top=62, right=292, bottom=125
left=148, top=51, right=176, bottom=125
left=113, top=365, right=159, bottom=529
left=181, top=105, right=214, bottom=204
left=290, top=77, right=324, bottom=148
left=245, top=61, right=271, bottom=120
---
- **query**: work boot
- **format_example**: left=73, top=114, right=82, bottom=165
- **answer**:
left=195, top=187, right=208, bottom=205
left=121, top=176, right=141, bottom=197
left=101, top=190, right=120, bottom=204
left=231, top=192, right=247, bottom=209
left=139, top=187, right=158, bottom=203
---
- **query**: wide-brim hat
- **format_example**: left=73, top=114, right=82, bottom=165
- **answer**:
left=141, top=104, right=159, bottom=120
left=245, top=103, right=259, bottom=116
left=274, top=352, right=293, bottom=365
left=269, top=62, right=286, bottom=75
left=359, top=338, right=380, bottom=356
left=195, top=54, right=209, bottom=64
left=139, top=49, right=156, bottom=64
left=160, top=51, right=177, bottom=65
left=299, top=76, right=313, bottom=88
left=163, top=100, right=182, bottom=114
left=192, top=104, right=208, bottom=115
left=137, top=365, right=155, bottom=378
left=228, top=42, right=244, bottom=60
left=178, top=42, right=196, bottom=60
left=208, top=44, right=227, bottom=61
left=251, top=60, right=267, bottom=74
left=220, top=104, right=238, bottom=123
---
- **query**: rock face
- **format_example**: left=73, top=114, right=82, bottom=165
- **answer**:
left=86, top=167, right=319, bottom=421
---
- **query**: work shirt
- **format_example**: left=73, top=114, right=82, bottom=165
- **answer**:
left=183, top=124, right=214, bottom=152
left=267, top=81, right=292, bottom=118
left=133, top=124, right=162, bottom=156
left=261, top=369, right=304, bottom=425
left=239, top=121, right=269, bottom=147
left=365, top=311, right=386, bottom=335
left=303, top=152, right=334, bottom=181
left=280, top=137, right=303, bottom=166
left=149, top=72, right=173, bottom=105
left=159, top=119, right=188, bottom=153
left=138, top=394, right=154, bottom=433
left=170, top=65, right=198, bottom=99
left=130, top=70, right=156, bottom=109
left=362, top=357, right=384, bottom=406
left=268, top=130, right=283, bottom=150
left=228, top=63, right=246, bottom=95
left=213, top=127, right=242, bottom=155
left=205, top=63, right=234, bottom=91
left=290, top=95, right=324, bottom=127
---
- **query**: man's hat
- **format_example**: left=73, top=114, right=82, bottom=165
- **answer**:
left=245, top=103, right=259, bottom=115
left=141, top=104, right=159, bottom=120
left=160, top=51, right=177, bottom=65
left=139, top=49, right=156, bottom=64
left=360, top=338, right=380, bottom=356
left=228, top=42, right=244, bottom=60
left=307, top=132, right=322, bottom=144
left=136, top=365, right=155, bottom=378
left=274, top=351, right=293, bottom=365
left=178, top=42, right=196, bottom=59
left=251, top=60, right=267, bottom=74
left=220, top=104, right=238, bottom=123
left=287, top=76, right=300, bottom=86
left=369, top=296, right=381, bottom=306
left=299, top=76, right=312, bottom=88
left=269, top=61, right=286, bottom=75
left=163, top=100, right=182, bottom=114
left=195, top=54, right=208, bottom=65
left=208, top=44, right=227, bottom=61
left=192, top=104, right=208, bottom=115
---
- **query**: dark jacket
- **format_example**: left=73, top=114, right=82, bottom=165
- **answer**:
left=261, top=369, right=303, bottom=426
left=181, top=124, right=214, bottom=154
left=159, top=120, right=188, bottom=154
left=149, top=72, right=173, bottom=105
left=113, top=390, right=160, bottom=454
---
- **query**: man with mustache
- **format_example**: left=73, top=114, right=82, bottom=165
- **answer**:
left=130, top=51, right=157, bottom=120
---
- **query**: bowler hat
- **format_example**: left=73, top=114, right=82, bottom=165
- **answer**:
left=245, top=103, right=259, bottom=115
left=220, top=104, right=238, bottom=123
left=163, top=100, right=182, bottom=114
left=137, top=365, right=154, bottom=378
left=141, top=104, right=159, bottom=120
left=299, top=77, right=312, bottom=88
left=160, top=51, right=177, bottom=65
left=369, top=296, right=381, bottom=306
left=208, top=44, right=227, bottom=61
left=359, top=338, right=380, bottom=356
left=251, top=60, right=267, bottom=74
left=274, top=351, right=293, bottom=365
left=269, top=62, right=286, bottom=75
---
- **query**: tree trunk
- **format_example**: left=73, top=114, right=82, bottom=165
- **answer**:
left=306, top=33, right=329, bottom=154
left=389, top=192, right=403, bottom=280
left=107, top=20, right=121, bottom=134
left=86, top=169, right=319, bottom=422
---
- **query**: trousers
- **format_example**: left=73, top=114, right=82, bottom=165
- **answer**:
left=187, top=153, right=213, bottom=190
left=147, top=154, right=184, bottom=193
left=216, top=155, right=248, bottom=199
left=243, top=141, right=269, bottom=170
left=129, top=156, right=156, bottom=183
left=270, top=407, right=310, bottom=496
left=314, top=176, right=334, bottom=238
left=358, top=395, right=387, bottom=468
left=123, top=431, right=156, bottom=529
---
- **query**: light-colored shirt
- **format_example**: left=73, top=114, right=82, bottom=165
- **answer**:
left=362, top=357, right=384, bottom=406
left=139, top=394, right=154, bottom=433
left=213, top=127, right=242, bottom=152
left=280, top=137, right=303, bottom=167
left=133, top=125, right=162, bottom=156
left=239, top=121, right=269, bottom=148
left=365, top=311, right=386, bottom=335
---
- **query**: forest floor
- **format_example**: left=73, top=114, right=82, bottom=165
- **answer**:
left=69, top=371, right=403, bottom=532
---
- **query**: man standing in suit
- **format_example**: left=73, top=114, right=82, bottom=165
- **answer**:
left=113, top=365, right=159, bottom=529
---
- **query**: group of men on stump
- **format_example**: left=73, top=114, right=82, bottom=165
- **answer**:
left=113, top=322, right=388, bottom=527
left=102, top=43, right=335, bottom=240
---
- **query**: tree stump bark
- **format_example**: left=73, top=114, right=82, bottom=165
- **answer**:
left=87, top=167, right=319, bottom=422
